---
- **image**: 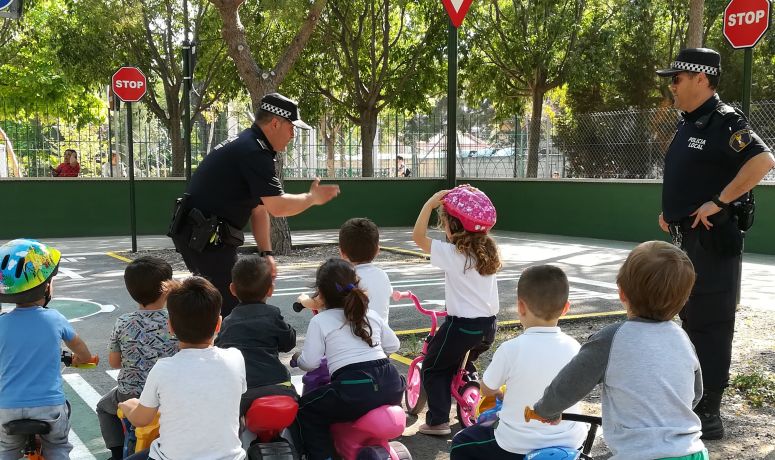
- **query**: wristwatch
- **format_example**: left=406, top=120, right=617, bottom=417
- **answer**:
left=711, top=195, right=730, bottom=209
left=259, top=250, right=274, bottom=257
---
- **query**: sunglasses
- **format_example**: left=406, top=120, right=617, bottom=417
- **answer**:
left=671, top=72, right=698, bottom=85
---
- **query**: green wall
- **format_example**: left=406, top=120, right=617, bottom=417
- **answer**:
left=2, top=178, right=773, bottom=254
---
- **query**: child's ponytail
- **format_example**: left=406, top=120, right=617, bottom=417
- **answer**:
left=343, top=287, right=374, bottom=347
left=314, top=258, right=376, bottom=347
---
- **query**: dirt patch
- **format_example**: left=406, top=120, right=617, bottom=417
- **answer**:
left=119, top=244, right=427, bottom=272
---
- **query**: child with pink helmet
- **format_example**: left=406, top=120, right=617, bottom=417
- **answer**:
left=412, top=185, right=501, bottom=435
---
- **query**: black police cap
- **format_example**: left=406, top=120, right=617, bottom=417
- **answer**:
left=656, top=48, right=721, bottom=77
left=259, top=93, right=312, bottom=130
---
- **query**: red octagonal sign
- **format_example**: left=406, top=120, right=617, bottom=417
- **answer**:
left=112, top=67, right=147, bottom=102
left=723, top=0, right=771, bottom=49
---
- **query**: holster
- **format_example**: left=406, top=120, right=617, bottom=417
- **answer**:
left=187, top=208, right=219, bottom=253
left=166, top=194, right=190, bottom=238
left=220, top=222, right=245, bottom=247
left=731, top=191, right=755, bottom=232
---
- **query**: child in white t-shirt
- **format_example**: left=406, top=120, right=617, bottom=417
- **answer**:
left=338, top=217, right=393, bottom=322
left=293, top=258, right=404, bottom=460
left=119, top=277, right=247, bottom=460
left=450, top=265, right=586, bottom=459
left=412, top=185, right=501, bottom=435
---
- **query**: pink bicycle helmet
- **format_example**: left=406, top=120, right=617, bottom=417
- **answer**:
left=442, top=186, right=496, bottom=233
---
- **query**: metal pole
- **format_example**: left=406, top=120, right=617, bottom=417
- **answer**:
left=513, top=113, right=519, bottom=178
left=395, top=111, right=399, bottom=176
left=127, top=102, right=137, bottom=252
left=107, top=85, right=114, bottom=177
left=446, top=19, right=458, bottom=189
left=742, top=48, right=752, bottom=116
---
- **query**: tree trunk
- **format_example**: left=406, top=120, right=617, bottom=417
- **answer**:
left=360, top=109, right=379, bottom=177
left=685, top=0, right=705, bottom=47
left=526, top=89, right=544, bottom=178
left=169, top=108, right=185, bottom=177
left=322, top=117, right=336, bottom=177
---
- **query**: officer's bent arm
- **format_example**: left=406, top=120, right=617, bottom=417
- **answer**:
left=718, top=152, right=775, bottom=203
left=261, top=193, right=315, bottom=218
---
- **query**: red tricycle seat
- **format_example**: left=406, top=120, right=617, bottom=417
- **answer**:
left=245, top=395, right=299, bottom=434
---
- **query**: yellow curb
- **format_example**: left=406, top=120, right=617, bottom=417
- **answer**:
left=105, top=252, right=132, bottom=263
left=393, top=309, right=627, bottom=336
left=380, top=245, right=429, bottom=260
left=389, top=353, right=413, bottom=366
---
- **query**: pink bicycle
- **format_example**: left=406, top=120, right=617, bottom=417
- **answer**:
left=392, top=290, right=481, bottom=427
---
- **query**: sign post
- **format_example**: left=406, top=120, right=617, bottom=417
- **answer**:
left=111, top=67, right=147, bottom=253
left=0, top=0, right=23, bottom=19
left=723, top=0, right=771, bottom=115
left=441, top=0, right=474, bottom=189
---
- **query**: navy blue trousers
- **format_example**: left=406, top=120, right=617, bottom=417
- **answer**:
left=297, top=359, right=405, bottom=460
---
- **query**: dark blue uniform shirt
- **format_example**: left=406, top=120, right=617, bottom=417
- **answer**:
left=186, top=125, right=283, bottom=228
left=662, top=94, right=768, bottom=222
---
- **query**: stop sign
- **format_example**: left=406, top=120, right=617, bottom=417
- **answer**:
left=723, top=0, right=771, bottom=49
left=112, top=67, right=147, bottom=102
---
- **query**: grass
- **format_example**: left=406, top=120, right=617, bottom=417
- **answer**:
left=729, top=368, right=775, bottom=408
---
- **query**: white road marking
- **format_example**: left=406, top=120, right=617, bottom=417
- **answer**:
left=69, top=430, right=98, bottom=460
left=63, top=374, right=102, bottom=413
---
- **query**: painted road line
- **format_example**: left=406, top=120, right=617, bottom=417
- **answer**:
left=107, top=369, right=120, bottom=380
left=63, top=379, right=107, bottom=458
left=63, top=374, right=102, bottom=412
left=380, top=246, right=429, bottom=259
left=389, top=353, right=413, bottom=366
left=69, top=430, right=98, bottom=460
left=393, top=310, right=627, bottom=336
left=105, top=251, right=133, bottom=263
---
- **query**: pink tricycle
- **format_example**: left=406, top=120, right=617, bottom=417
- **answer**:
left=392, top=290, right=481, bottom=427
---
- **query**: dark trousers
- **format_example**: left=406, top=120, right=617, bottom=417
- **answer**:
left=172, top=232, right=239, bottom=316
left=422, top=315, right=497, bottom=426
left=125, top=449, right=152, bottom=460
left=96, top=387, right=137, bottom=450
left=451, top=423, right=524, bottom=460
left=297, top=359, right=405, bottom=460
left=678, top=224, right=741, bottom=391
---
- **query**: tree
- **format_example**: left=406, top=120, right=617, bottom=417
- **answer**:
left=467, top=0, right=612, bottom=177
left=303, top=0, right=446, bottom=176
left=55, top=0, right=240, bottom=176
left=209, top=0, right=328, bottom=253
left=686, top=0, right=705, bottom=47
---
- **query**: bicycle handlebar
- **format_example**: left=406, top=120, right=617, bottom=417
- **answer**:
left=524, top=406, right=602, bottom=426
left=61, top=351, right=99, bottom=369
left=391, top=290, right=447, bottom=318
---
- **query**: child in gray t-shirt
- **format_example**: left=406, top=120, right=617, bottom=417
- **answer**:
left=531, top=241, right=708, bottom=460
left=96, top=257, right=178, bottom=460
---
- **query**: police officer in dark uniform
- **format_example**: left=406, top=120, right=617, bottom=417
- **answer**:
left=656, top=48, right=774, bottom=439
left=168, top=93, right=340, bottom=317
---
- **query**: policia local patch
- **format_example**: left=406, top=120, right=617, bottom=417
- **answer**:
left=729, top=129, right=752, bottom=152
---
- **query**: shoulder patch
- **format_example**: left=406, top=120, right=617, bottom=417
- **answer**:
left=729, top=129, right=752, bottom=152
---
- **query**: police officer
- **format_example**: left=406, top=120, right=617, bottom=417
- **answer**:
left=169, top=93, right=340, bottom=317
left=656, top=48, right=774, bottom=439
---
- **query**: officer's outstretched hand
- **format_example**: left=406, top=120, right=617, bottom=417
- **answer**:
left=309, top=177, right=340, bottom=206
left=690, top=201, right=721, bottom=230
left=658, top=213, right=669, bottom=233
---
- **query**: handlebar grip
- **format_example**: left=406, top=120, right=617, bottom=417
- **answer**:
left=524, top=406, right=539, bottom=423
left=72, top=355, right=100, bottom=369
left=292, top=302, right=305, bottom=313
left=391, top=290, right=411, bottom=301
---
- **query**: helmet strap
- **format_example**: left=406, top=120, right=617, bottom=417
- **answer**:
left=43, top=284, right=52, bottom=308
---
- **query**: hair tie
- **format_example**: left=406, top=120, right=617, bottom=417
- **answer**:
left=335, top=283, right=356, bottom=293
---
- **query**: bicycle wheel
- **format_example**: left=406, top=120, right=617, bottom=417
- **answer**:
left=456, top=381, right=481, bottom=428
left=404, top=361, right=426, bottom=415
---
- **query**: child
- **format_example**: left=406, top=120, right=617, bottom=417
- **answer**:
left=119, top=276, right=247, bottom=460
left=531, top=241, right=707, bottom=460
left=96, top=256, right=179, bottom=460
left=0, top=239, right=96, bottom=460
left=294, top=258, right=404, bottom=460
left=412, top=185, right=501, bottom=435
left=215, top=255, right=297, bottom=415
left=339, top=217, right=393, bottom=322
left=450, top=265, right=587, bottom=459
